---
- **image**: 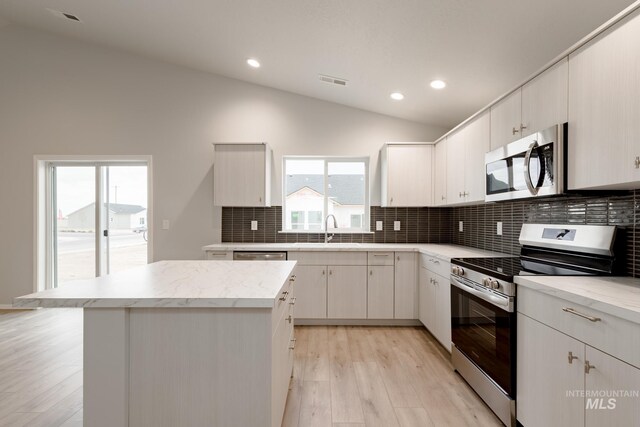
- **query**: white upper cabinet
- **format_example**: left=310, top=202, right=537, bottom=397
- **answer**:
left=521, top=58, right=568, bottom=137
left=568, top=10, right=640, bottom=190
left=381, top=144, right=434, bottom=207
left=490, top=58, right=568, bottom=151
left=490, top=89, right=522, bottom=150
left=434, top=141, right=447, bottom=206
left=446, top=111, right=490, bottom=205
left=213, top=143, right=271, bottom=207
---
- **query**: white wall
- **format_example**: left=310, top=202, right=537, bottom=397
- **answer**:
left=0, top=24, right=447, bottom=305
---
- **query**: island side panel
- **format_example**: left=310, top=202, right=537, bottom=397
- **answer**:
left=128, top=307, right=272, bottom=427
left=84, top=308, right=130, bottom=427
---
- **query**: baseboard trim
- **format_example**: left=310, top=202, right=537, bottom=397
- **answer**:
left=295, top=318, right=422, bottom=326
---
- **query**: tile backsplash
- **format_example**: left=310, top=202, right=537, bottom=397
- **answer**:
left=221, top=206, right=452, bottom=244
left=450, top=192, right=639, bottom=277
left=221, top=190, right=639, bottom=277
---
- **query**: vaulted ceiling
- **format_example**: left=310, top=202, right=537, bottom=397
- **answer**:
left=0, top=0, right=635, bottom=128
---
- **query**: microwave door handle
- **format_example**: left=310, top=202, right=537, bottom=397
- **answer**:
left=523, top=140, right=540, bottom=195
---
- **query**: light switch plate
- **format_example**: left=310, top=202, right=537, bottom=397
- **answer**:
left=459, top=221, right=463, bottom=232
left=162, top=220, right=170, bottom=230
left=251, top=220, right=258, bottom=231
left=376, top=221, right=383, bottom=231
left=394, top=221, right=401, bottom=231
left=497, top=221, right=503, bottom=236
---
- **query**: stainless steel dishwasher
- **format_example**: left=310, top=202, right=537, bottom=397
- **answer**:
left=232, top=251, right=287, bottom=261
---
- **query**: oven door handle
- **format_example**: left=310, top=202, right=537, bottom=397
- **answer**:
left=451, top=277, right=513, bottom=312
left=523, top=140, right=541, bottom=196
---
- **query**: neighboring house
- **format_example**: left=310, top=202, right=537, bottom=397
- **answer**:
left=65, top=203, right=146, bottom=231
left=285, top=174, right=365, bottom=230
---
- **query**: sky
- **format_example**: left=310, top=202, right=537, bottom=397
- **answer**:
left=56, top=166, right=147, bottom=217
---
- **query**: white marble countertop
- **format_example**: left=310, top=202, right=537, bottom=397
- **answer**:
left=515, top=275, right=640, bottom=324
left=14, top=260, right=297, bottom=309
left=202, top=243, right=508, bottom=261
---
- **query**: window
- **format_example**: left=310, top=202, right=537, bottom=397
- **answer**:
left=290, top=211, right=305, bottom=230
left=350, top=214, right=363, bottom=228
left=34, top=156, right=152, bottom=291
left=283, top=156, right=369, bottom=232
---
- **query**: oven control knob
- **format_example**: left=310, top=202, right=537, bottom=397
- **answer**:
left=452, top=266, right=464, bottom=276
left=458, top=267, right=465, bottom=276
left=452, top=266, right=458, bottom=275
left=490, top=280, right=500, bottom=290
left=482, top=278, right=490, bottom=287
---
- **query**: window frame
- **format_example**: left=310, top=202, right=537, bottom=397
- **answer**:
left=282, top=156, right=370, bottom=233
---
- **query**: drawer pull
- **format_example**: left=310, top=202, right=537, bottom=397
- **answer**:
left=289, top=297, right=296, bottom=305
left=568, top=351, right=579, bottom=364
left=289, top=338, right=297, bottom=350
left=562, top=307, right=601, bottom=322
left=585, top=360, right=595, bottom=374
left=289, top=275, right=296, bottom=282
left=279, top=291, right=289, bottom=301
left=374, top=254, right=389, bottom=257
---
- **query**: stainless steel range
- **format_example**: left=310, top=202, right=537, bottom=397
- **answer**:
left=450, top=223, right=622, bottom=427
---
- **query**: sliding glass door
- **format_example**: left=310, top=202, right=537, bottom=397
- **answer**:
left=50, top=162, right=148, bottom=288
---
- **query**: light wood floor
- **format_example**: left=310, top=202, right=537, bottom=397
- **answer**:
left=0, top=309, right=501, bottom=427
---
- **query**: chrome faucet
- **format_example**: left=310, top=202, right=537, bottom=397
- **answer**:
left=324, top=214, right=337, bottom=243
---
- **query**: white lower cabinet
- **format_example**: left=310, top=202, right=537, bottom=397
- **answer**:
left=517, top=288, right=640, bottom=427
left=419, top=266, right=436, bottom=331
left=367, top=265, right=394, bottom=319
left=419, top=259, right=451, bottom=351
left=584, top=346, right=640, bottom=426
left=327, top=266, right=367, bottom=319
left=293, top=265, right=327, bottom=319
left=517, top=313, right=584, bottom=427
left=394, top=253, right=418, bottom=319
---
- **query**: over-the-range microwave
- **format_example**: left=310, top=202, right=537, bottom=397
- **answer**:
left=485, top=123, right=567, bottom=202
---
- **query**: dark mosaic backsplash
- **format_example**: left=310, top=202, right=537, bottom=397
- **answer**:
left=221, top=206, right=453, bottom=244
left=221, top=190, right=639, bottom=277
left=449, top=191, right=639, bottom=277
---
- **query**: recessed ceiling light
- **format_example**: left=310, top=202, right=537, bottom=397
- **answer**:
left=247, top=58, right=261, bottom=68
left=390, top=92, right=404, bottom=101
left=430, top=80, right=446, bottom=89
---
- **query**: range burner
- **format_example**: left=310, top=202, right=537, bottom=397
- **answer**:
left=451, top=256, right=522, bottom=282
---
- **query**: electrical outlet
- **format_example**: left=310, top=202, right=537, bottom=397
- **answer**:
left=459, top=221, right=463, bottom=232
left=251, top=220, right=258, bottom=231
left=376, top=221, right=383, bottom=231
left=497, top=221, right=503, bottom=236
left=394, top=221, right=401, bottom=231
left=162, top=220, right=170, bottom=230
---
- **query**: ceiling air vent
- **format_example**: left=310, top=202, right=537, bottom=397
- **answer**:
left=47, top=8, right=82, bottom=23
left=319, top=74, right=348, bottom=87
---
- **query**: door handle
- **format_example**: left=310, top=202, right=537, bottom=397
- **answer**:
left=523, top=140, right=543, bottom=196
left=585, top=360, right=595, bottom=374
left=562, top=307, right=601, bottom=322
left=512, top=126, right=520, bottom=135
left=568, top=351, right=579, bottom=364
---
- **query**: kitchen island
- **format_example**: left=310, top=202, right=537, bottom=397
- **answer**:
left=14, top=260, right=298, bottom=427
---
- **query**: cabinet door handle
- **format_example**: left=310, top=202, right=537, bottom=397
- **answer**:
left=512, top=126, right=520, bottom=135
left=390, top=197, right=393, bottom=204
left=370, top=270, right=373, bottom=276
left=289, top=338, right=297, bottom=350
left=322, top=269, right=325, bottom=275
left=568, top=351, right=579, bottom=364
left=329, top=270, right=332, bottom=275
left=562, top=307, right=601, bottom=322
left=585, top=360, right=595, bottom=374
left=441, top=195, right=446, bottom=200
left=520, top=123, right=527, bottom=133
left=397, top=256, right=400, bottom=261
left=635, top=156, right=640, bottom=169
left=279, top=291, right=289, bottom=301
left=286, top=315, right=293, bottom=324
left=259, top=197, right=262, bottom=202
left=289, top=297, right=296, bottom=306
